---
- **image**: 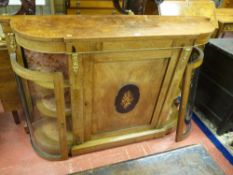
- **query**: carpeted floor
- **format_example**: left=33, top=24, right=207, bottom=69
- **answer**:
left=72, top=144, right=226, bottom=175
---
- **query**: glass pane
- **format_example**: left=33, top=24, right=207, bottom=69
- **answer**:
left=22, top=49, right=73, bottom=159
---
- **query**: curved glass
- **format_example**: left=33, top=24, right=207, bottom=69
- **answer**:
left=13, top=49, right=73, bottom=160
left=176, top=47, right=203, bottom=141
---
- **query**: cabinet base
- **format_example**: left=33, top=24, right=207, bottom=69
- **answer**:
left=72, top=119, right=176, bottom=156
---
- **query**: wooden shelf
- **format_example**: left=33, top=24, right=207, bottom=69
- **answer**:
left=36, top=98, right=71, bottom=118
left=33, top=118, right=73, bottom=155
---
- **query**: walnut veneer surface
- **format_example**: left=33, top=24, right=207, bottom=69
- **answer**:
left=4, top=15, right=214, bottom=160
left=11, top=15, right=213, bottom=42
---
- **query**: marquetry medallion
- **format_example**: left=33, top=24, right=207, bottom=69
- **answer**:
left=115, top=84, right=140, bottom=113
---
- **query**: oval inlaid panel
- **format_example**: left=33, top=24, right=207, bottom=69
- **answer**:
left=115, top=84, right=140, bottom=113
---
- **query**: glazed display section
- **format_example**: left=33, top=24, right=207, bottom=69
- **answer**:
left=6, top=15, right=214, bottom=160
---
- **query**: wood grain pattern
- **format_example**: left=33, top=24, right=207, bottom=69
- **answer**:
left=10, top=15, right=214, bottom=42
left=66, top=44, right=85, bottom=144
left=92, top=55, right=168, bottom=134
left=54, top=72, right=69, bottom=160
left=150, top=48, right=182, bottom=127
left=3, top=15, right=214, bottom=160
left=72, top=117, right=176, bottom=155
left=156, top=47, right=193, bottom=128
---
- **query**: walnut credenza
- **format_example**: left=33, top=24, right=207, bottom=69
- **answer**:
left=2, top=15, right=214, bottom=160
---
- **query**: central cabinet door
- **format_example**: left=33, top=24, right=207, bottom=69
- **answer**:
left=92, top=59, right=168, bottom=133
left=82, top=48, right=176, bottom=137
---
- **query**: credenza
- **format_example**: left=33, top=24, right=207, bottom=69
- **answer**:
left=1, top=15, right=214, bottom=160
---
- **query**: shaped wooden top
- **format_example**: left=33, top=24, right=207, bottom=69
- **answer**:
left=10, top=15, right=214, bottom=41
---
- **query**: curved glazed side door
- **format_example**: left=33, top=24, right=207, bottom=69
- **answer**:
left=10, top=51, right=71, bottom=160
left=176, top=47, right=204, bottom=141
